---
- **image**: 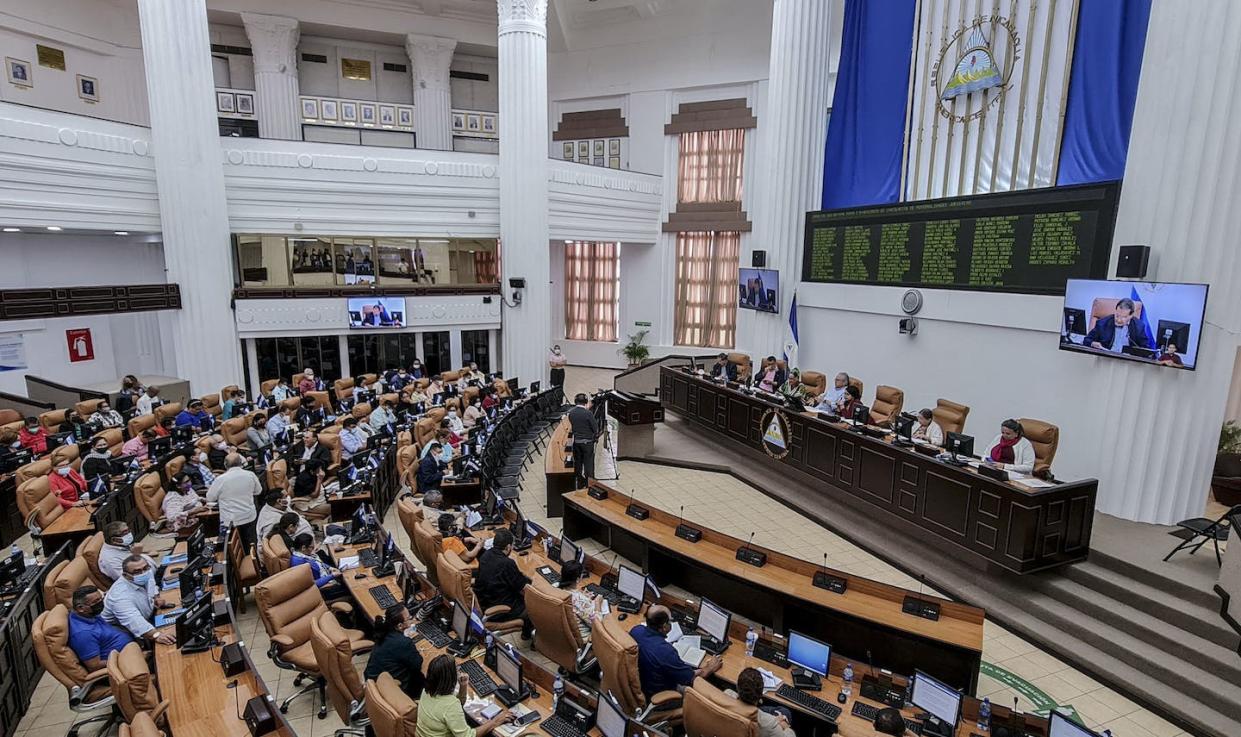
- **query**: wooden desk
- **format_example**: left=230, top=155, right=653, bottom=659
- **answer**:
left=545, top=417, right=575, bottom=517
left=329, top=492, right=372, bottom=521
left=563, top=486, right=984, bottom=692
left=660, top=367, right=1096, bottom=573
left=39, top=505, right=95, bottom=555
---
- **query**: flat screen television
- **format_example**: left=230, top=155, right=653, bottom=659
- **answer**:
left=347, top=297, right=406, bottom=329
left=738, top=268, right=779, bottom=314
left=1060, top=279, right=1207, bottom=370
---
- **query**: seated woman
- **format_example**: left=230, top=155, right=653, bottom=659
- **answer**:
left=246, top=413, right=272, bottom=451
left=911, top=408, right=944, bottom=445
left=402, top=384, right=429, bottom=408
left=837, top=385, right=863, bottom=421
left=436, top=512, right=482, bottom=563
left=777, top=369, right=811, bottom=402
left=288, top=532, right=347, bottom=600
left=426, top=376, right=446, bottom=401
left=437, top=420, right=462, bottom=449
left=461, top=400, right=484, bottom=429
left=18, top=417, right=50, bottom=454
left=162, top=473, right=206, bottom=533
left=49, top=457, right=89, bottom=509
left=364, top=604, right=425, bottom=699
left=290, top=459, right=332, bottom=521
left=417, top=654, right=514, bottom=737
left=754, top=357, right=785, bottom=393
left=90, top=401, right=124, bottom=430
left=983, top=419, right=1036, bottom=475
left=81, top=438, right=115, bottom=481
left=556, top=559, right=598, bottom=641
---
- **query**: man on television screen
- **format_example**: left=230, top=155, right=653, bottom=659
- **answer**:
left=361, top=303, right=400, bottom=327
left=1083, top=298, right=1149, bottom=353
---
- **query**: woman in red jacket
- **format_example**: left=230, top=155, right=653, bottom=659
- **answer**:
left=18, top=416, right=49, bottom=454
left=49, top=457, right=89, bottom=509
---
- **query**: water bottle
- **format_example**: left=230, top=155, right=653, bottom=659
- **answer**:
left=9, top=546, right=20, bottom=562
left=745, top=626, right=757, bottom=657
left=552, top=674, right=565, bottom=709
left=978, top=697, right=992, bottom=732
left=842, top=663, right=854, bottom=698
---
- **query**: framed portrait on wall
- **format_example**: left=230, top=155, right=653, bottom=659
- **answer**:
left=466, top=114, right=481, bottom=131
left=398, top=107, right=413, bottom=127
left=360, top=103, right=377, bottom=125
left=609, top=139, right=620, bottom=156
left=592, top=140, right=605, bottom=157
left=452, top=112, right=465, bottom=131
left=563, top=142, right=574, bottom=159
left=593, top=156, right=604, bottom=167
left=216, top=92, right=235, bottom=113
left=77, top=75, right=99, bottom=103
left=577, top=141, right=589, bottom=159
left=235, top=93, right=254, bottom=115
left=609, top=156, right=621, bottom=169
left=301, top=98, right=319, bottom=119
left=482, top=114, right=496, bottom=133
left=322, top=100, right=339, bottom=121
left=379, top=105, right=396, bottom=126
left=5, top=58, right=31, bottom=88
left=340, top=101, right=357, bottom=122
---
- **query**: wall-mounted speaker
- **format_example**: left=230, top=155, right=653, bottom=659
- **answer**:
left=1116, top=245, right=1150, bottom=279
left=752, top=251, right=766, bottom=268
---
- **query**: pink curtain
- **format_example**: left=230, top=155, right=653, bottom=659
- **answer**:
left=564, top=241, right=619, bottom=342
left=473, top=251, right=498, bottom=283
left=677, top=129, right=746, bottom=204
left=674, top=232, right=740, bottom=348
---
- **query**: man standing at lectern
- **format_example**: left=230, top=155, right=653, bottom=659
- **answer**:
left=567, top=393, right=599, bottom=489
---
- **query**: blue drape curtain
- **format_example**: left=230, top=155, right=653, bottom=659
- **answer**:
left=1056, top=0, right=1153, bottom=185
left=821, top=0, right=916, bottom=209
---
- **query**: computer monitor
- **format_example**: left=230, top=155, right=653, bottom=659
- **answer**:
left=147, top=436, right=172, bottom=460
left=559, top=535, right=581, bottom=564
left=175, top=593, right=214, bottom=650
left=910, top=670, right=962, bottom=731
left=1047, top=711, right=1099, bottom=737
left=945, top=432, right=974, bottom=458
left=1156, top=319, right=1191, bottom=354
left=505, top=377, right=519, bottom=394
left=0, top=448, right=32, bottom=474
left=617, top=565, right=646, bottom=602
left=596, top=694, right=628, bottom=737
left=0, top=551, right=26, bottom=588
left=451, top=601, right=471, bottom=644
left=495, top=645, right=522, bottom=693
left=179, top=566, right=205, bottom=604
left=893, top=413, right=916, bottom=441
left=851, top=403, right=870, bottom=425
left=786, top=630, right=831, bottom=677
left=1063, top=307, right=1087, bottom=336
left=696, top=598, right=731, bottom=642
left=172, top=425, right=195, bottom=443
left=185, top=526, right=205, bottom=563
left=530, top=381, right=541, bottom=394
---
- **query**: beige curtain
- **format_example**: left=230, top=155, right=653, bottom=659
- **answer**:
left=677, top=129, right=746, bottom=204
left=564, top=241, right=619, bottom=342
left=674, top=232, right=740, bottom=348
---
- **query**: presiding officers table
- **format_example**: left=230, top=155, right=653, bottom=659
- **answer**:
left=660, top=367, right=1097, bottom=574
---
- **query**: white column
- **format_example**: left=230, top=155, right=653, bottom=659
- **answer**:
left=136, top=0, right=242, bottom=396
left=1086, top=0, right=1241, bottom=523
left=405, top=34, right=457, bottom=151
left=737, top=0, right=834, bottom=360
left=241, top=13, right=302, bottom=141
left=497, top=0, right=550, bottom=387
left=449, top=329, right=463, bottom=370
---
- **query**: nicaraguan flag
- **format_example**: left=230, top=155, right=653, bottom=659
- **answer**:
left=1131, top=286, right=1155, bottom=346
left=783, top=291, right=799, bottom=370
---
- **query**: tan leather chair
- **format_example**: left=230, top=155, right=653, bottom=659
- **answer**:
left=933, top=399, right=970, bottom=435
left=253, top=565, right=370, bottom=717
left=260, top=532, right=292, bottom=576
left=683, top=678, right=757, bottom=737
left=43, top=556, right=92, bottom=611
left=396, top=496, right=421, bottom=546
left=120, top=711, right=163, bottom=737
left=0, top=408, right=19, bottom=426
left=440, top=370, right=462, bottom=384
left=51, top=443, right=81, bottom=469
left=413, top=417, right=439, bottom=450
left=305, top=391, right=331, bottom=415
left=1017, top=418, right=1059, bottom=476
left=29, top=487, right=66, bottom=535
left=461, top=386, right=480, bottom=410
left=310, top=610, right=367, bottom=730
left=351, top=402, right=373, bottom=421
left=333, top=378, right=356, bottom=403
left=93, top=428, right=124, bottom=456
left=726, top=353, right=752, bottom=382
left=849, top=376, right=864, bottom=396
left=261, top=379, right=280, bottom=397
left=75, top=398, right=104, bottom=418
left=16, top=458, right=51, bottom=486
left=153, top=403, right=181, bottom=424
left=524, top=580, right=595, bottom=675
left=133, top=472, right=165, bottom=527
left=870, top=385, right=905, bottom=427
left=396, top=445, right=419, bottom=485
left=1089, top=297, right=1144, bottom=333
left=163, top=455, right=186, bottom=483
left=435, top=551, right=524, bottom=636
left=40, top=409, right=69, bottom=434
left=219, top=385, right=240, bottom=405
left=410, top=517, right=443, bottom=584
left=266, top=458, right=290, bottom=494
left=17, top=474, right=51, bottom=523
left=126, top=413, right=156, bottom=440
left=318, top=432, right=342, bottom=473
left=221, top=417, right=250, bottom=447
left=107, top=642, right=169, bottom=725
left=78, top=533, right=111, bottom=590
left=292, top=371, right=309, bottom=388
left=228, top=527, right=261, bottom=612
left=592, top=616, right=681, bottom=725
left=33, top=605, right=117, bottom=736
left=202, top=394, right=222, bottom=418
left=492, top=377, right=512, bottom=399
left=364, top=672, right=418, bottom=737
left=800, top=371, right=827, bottom=398
left=279, top=397, right=302, bottom=413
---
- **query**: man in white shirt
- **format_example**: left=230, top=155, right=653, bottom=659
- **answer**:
left=135, top=386, right=162, bottom=416
left=444, top=406, right=465, bottom=435
left=102, top=555, right=175, bottom=645
left=814, top=373, right=851, bottom=413
left=369, top=399, right=397, bottom=435
left=206, top=453, right=262, bottom=548
left=339, top=417, right=368, bottom=460
left=98, top=521, right=156, bottom=583
left=271, top=378, right=293, bottom=402
left=267, top=406, right=295, bottom=443
left=255, top=491, right=313, bottom=540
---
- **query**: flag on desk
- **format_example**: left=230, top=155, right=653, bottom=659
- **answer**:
left=783, top=291, right=800, bottom=370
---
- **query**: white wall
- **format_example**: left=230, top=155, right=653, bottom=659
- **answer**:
left=451, top=55, right=498, bottom=112
left=297, top=35, right=413, bottom=104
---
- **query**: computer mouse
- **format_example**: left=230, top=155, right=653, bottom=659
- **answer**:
left=836, top=691, right=847, bottom=704
left=354, top=573, right=366, bottom=579
left=618, top=613, right=628, bottom=622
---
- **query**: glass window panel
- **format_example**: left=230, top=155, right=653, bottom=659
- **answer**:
left=398, top=334, right=419, bottom=367
left=236, top=235, right=291, bottom=286
left=290, top=237, right=336, bottom=286
left=422, top=331, right=451, bottom=375
left=316, top=335, right=343, bottom=381
left=276, top=337, right=301, bottom=382
left=376, top=239, right=418, bottom=285
left=416, top=239, right=450, bottom=285
left=335, top=238, right=377, bottom=286
left=461, top=330, right=490, bottom=372
left=255, top=338, right=280, bottom=382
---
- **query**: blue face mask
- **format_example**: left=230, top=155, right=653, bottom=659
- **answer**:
left=131, top=571, right=152, bottom=587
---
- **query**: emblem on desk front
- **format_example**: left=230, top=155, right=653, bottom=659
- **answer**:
left=760, top=408, right=791, bottom=460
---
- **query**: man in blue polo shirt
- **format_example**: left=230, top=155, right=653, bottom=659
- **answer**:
left=174, top=399, right=214, bottom=431
left=67, top=585, right=134, bottom=669
left=629, top=605, right=722, bottom=696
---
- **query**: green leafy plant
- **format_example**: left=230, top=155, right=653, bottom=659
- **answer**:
left=620, top=330, right=650, bottom=366
left=1219, top=420, right=1241, bottom=454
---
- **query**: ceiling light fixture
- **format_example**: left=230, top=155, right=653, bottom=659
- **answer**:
left=46, top=226, right=62, bottom=231
left=2, top=227, right=19, bottom=232
left=114, top=231, right=129, bottom=236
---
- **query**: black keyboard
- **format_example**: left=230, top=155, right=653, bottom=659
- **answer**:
left=0, top=565, right=39, bottom=597
left=850, top=702, right=921, bottom=734
left=906, top=719, right=923, bottom=734
left=537, top=566, right=560, bottom=585
left=775, top=684, right=841, bottom=721
left=359, top=550, right=380, bottom=568
left=585, top=583, right=619, bottom=603
left=369, top=585, right=397, bottom=609
left=416, top=621, right=453, bottom=648
left=540, top=716, right=587, bottom=737
left=459, top=660, right=499, bottom=696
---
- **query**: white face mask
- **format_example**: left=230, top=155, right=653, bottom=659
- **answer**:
left=215, top=442, right=227, bottom=450
left=197, top=452, right=208, bottom=463
left=10, top=441, right=20, bottom=449
left=56, top=466, right=71, bottom=476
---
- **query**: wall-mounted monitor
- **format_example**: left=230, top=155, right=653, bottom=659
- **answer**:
left=738, top=268, right=779, bottom=313
left=347, top=296, right=407, bottom=328
left=1060, top=279, right=1207, bottom=370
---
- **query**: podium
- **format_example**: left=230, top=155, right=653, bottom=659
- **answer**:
left=605, top=391, right=662, bottom=458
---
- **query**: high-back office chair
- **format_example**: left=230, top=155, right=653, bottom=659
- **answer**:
left=524, top=580, right=595, bottom=675
left=43, top=555, right=92, bottom=611
left=1017, top=418, right=1059, bottom=476
left=849, top=376, right=864, bottom=397
left=413, top=417, right=439, bottom=450
left=0, top=408, right=19, bottom=426
left=227, top=527, right=262, bottom=612
left=29, top=491, right=67, bottom=543
left=32, top=605, right=118, bottom=737
left=254, top=565, right=371, bottom=717
left=305, top=390, right=332, bottom=415
left=163, top=455, right=186, bottom=485
left=725, top=353, right=752, bottom=382
left=441, top=370, right=463, bottom=384
left=435, top=551, right=525, bottom=637
left=120, top=711, right=163, bottom=737
left=395, top=496, right=421, bottom=542
left=292, top=372, right=310, bottom=389
left=333, top=378, right=355, bottom=403
left=492, top=377, right=513, bottom=399
left=261, top=379, right=280, bottom=397
left=261, top=532, right=293, bottom=576
left=351, top=403, right=373, bottom=421
left=933, top=399, right=970, bottom=435
left=1088, top=297, right=1144, bottom=333
left=78, top=532, right=111, bottom=589
left=1164, top=505, right=1241, bottom=565
left=396, top=446, right=419, bottom=486
left=279, top=397, right=302, bottom=413
left=75, top=398, right=105, bottom=418
left=201, top=394, right=222, bottom=418
left=461, top=386, right=480, bottom=410
left=410, top=518, right=443, bottom=584
left=51, top=443, right=81, bottom=469
left=40, top=409, right=69, bottom=434
left=870, top=385, right=905, bottom=427
left=221, top=417, right=250, bottom=447
left=94, top=428, right=125, bottom=456
left=153, top=403, right=181, bottom=424
left=591, top=616, right=682, bottom=724
left=683, top=678, right=757, bottom=737
left=17, top=474, right=51, bottom=524
left=107, top=642, right=169, bottom=725
left=126, top=413, right=156, bottom=440
left=800, top=371, right=827, bottom=398
left=310, top=610, right=368, bottom=736
left=133, top=472, right=165, bottom=528
left=364, top=673, right=418, bottom=737
left=15, top=458, right=51, bottom=487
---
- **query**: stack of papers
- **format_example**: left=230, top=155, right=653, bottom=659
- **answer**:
left=338, top=556, right=361, bottom=570
left=669, top=624, right=705, bottom=667
left=757, top=668, right=781, bottom=690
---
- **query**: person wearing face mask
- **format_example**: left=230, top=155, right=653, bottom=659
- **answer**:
left=135, top=386, right=162, bottom=416
left=207, top=434, right=231, bottom=469
left=90, top=401, right=124, bottom=430
left=18, top=416, right=49, bottom=454
left=417, top=654, right=515, bottom=737
left=461, top=397, right=484, bottom=429
left=388, top=368, right=412, bottom=393
left=175, top=399, right=214, bottom=431
left=99, top=521, right=154, bottom=583
left=457, top=362, right=484, bottom=389
left=102, top=555, right=176, bottom=645
left=549, top=345, right=567, bottom=389
left=153, top=416, right=175, bottom=438
left=443, top=404, right=465, bottom=435
left=420, top=431, right=454, bottom=464
left=426, top=375, right=446, bottom=401
left=121, top=429, right=156, bottom=459
left=298, top=368, right=319, bottom=395
left=351, top=376, right=372, bottom=405
left=117, top=375, right=144, bottom=414
left=67, top=585, right=134, bottom=670
left=256, top=491, right=313, bottom=541
left=207, top=454, right=262, bottom=548
left=0, top=428, right=22, bottom=459
left=480, top=387, right=498, bottom=412
left=369, top=399, right=397, bottom=435
left=289, top=533, right=347, bottom=599
left=364, top=604, right=426, bottom=700
left=81, top=440, right=114, bottom=480
left=185, top=450, right=216, bottom=488
left=266, top=406, right=295, bottom=445
left=339, top=417, right=368, bottom=460
left=221, top=389, right=248, bottom=421
left=401, top=382, right=429, bottom=409
left=49, top=457, right=89, bottom=509
left=246, top=414, right=272, bottom=451
left=161, top=473, right=206, bottom=533
left=409, top=360, right=425, bottom=380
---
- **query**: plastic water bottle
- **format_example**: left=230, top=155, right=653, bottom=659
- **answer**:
left=9, top=546, right=20, bottom=562
left=552, top=674, right=565, bottom=709
left=841, top=663, right=854, bottom=698
left=745, top=626, right=757, bottom=657
left=978, top=697, right=992, bottom=732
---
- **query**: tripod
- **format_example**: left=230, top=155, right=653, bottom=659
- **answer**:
left=594, top=393, right=620, bottom=482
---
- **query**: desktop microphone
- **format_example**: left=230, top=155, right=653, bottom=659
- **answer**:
left=811, top=552, right=846, bottom=593
left=901, top=573, right=941, bottom=621
left=674, top=504, right=702, bottom=542
left=600, top=552, right=621, bottom=589
left=735, top=532, right=767, bottom=567
left=625, top=488, right=649, bottom=520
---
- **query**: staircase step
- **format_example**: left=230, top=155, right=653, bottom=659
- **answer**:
left=1087, top=547, right=1220, bottom=610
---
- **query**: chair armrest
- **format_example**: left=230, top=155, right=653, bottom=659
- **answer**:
left=482, top=605, right=511, bottom=619
left=152, top=700, right=170, bottom=726
left=649, top=691, right=682, bottom=708
left=351, top=639, right=375, bottom=654
left=69, top=671, right=112, bottom=708
left=330, top=601, right=354, bottom=615
left=270, top=633, right=295, bottom=648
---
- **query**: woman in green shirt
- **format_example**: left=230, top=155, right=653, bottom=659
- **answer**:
left=416, top=655, right=514, bottom=737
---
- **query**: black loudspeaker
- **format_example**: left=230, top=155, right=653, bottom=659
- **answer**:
left=1116, top=245, right=1150, bottom=278
left=752, top=250, right=766, bottom=268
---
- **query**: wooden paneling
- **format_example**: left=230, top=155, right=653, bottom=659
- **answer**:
left=663, top=98, right=758, bottom=134
left=232, top=283, right=500, bottom=300
left=0, top=284, right=181, bottom=321
left=553, top=108, right=629, bottom=141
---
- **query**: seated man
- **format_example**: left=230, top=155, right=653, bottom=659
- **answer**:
left=99, top=521, right=156, bottom=583
left=292, top=430, right=332, bottom=472
left=474, top=529, right=533, bottom=639
left=708, top=352, right=738, bottom=381
left=873, top=707, right=908, bottom=736
left=256, top=490, right=314, bottom=540
left=727, top=667, right=795, bottom=737
left=814, top=373, right=851, bottom=413
left=121, top=429, right=156, bottom=459
left=436, top=512, right=482, bottom=563
left=416, top=442, right=445, bottom=493
left=135, top=386, right=162, bottom=417
left=267, top=405, right=295, bottom=442
left=102, top=555, right=176, bottom=645
left=629, top=605, right=721, bottom=697
left=1083, top=297, right=1149, bottom=353
left=288, top=533, right=347, bottom=600
left=339, top=417, right=368, bottom=460
left=67, top=585, right=134, bottom=670
left=185, top=450, right=216, bottom=488
left=369, top=399, right=397, bottom=435
left=175, top=399, right=214, bottom=431
left=419, top=431, right=454, bottom=463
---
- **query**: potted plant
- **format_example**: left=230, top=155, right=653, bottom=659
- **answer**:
left=1212, top=420, right=1241, bottom=505
left=620, top=330, right=650, bottom=367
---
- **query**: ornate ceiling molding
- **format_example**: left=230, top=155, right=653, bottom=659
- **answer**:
left=497, top=0, right=548, bottom=28
left=405, top=34, right=458, bottom=93
left=241, top=13, right=301, bottom=75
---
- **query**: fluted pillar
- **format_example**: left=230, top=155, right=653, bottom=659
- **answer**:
left=405, top=34, right=456, bottom=151
left=241, top=13, right=301, bottom=141
left=496, top=0, right=550, bottom=388
left=136, top=0, right=241, bottom=394
left=737, top=0, right=834, bottom=360
left=1086, top=0, right=1241, bottom=523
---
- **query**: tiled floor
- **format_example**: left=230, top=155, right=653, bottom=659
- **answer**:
left=11, top=364, right=1194, bottom=737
